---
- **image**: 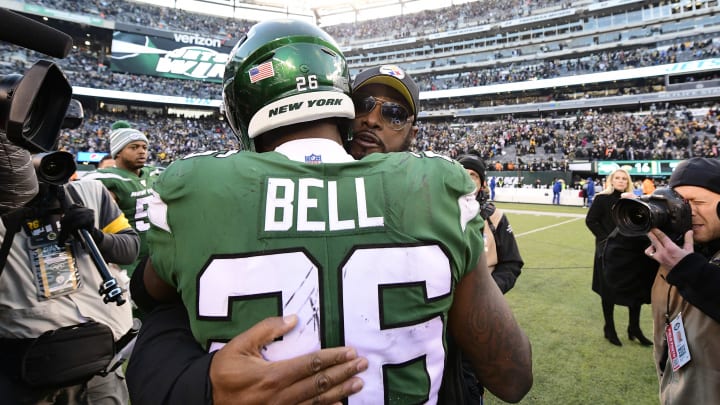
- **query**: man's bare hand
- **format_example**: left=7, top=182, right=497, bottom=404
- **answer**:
left=210, top=315, right=367, bottom=405
left=646, top=229, right=694, bottom=276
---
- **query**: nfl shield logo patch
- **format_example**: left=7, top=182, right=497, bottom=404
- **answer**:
left=305, top=154, right=322, bottom=164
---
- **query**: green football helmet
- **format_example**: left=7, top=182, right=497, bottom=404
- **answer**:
left=223, top=19, right=354, bottom=151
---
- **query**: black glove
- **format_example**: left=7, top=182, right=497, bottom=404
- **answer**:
left=58, top=204, right=103, bottom=245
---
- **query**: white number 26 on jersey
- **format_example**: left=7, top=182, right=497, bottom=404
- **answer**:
left=199, top=245, right=452, bottom=404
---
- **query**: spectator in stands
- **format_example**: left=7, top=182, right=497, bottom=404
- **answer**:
left=586, top=168, right=653, bottom=347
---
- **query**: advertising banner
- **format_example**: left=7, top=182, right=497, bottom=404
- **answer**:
left=110, top=31, right=232, bottom=83
left=596, top=160, right=682, bottom=177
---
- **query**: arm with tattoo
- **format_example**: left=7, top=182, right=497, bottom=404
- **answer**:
left=449, top=254, right=533, bottom=403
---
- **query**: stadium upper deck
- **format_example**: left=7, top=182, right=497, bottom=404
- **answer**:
left=2, top=0, right=720, bottom=118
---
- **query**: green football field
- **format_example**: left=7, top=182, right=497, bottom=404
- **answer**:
left=485, top=202, right=658, bottom=405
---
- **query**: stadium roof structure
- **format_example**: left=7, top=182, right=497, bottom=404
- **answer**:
left=280, top=0, right=426, bottom=21
left=135, top=0, right=474, bottom=26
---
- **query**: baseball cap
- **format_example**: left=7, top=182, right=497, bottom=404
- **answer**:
left=353, top=65, right=420, bottom=123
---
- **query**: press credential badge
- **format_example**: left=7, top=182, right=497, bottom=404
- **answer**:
left=666, top=312, right=691, bottom=371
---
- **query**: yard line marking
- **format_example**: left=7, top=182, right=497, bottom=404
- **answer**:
left=503, top=209, right=585, bottom=218
left=515, top=217, right=584, bottom=238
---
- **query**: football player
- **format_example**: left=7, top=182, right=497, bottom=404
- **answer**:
left=128, top=19, right=532, bottom=404
left=83, top=121, right=162, bottom=275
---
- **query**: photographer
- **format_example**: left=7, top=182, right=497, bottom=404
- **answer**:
left=642, top=157, right=720, bottom=404
left=0, top=167, right=139, bottom=403
left=0, top=12, right=139, bottom=402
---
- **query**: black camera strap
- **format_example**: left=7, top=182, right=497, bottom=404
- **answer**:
left=0, top=206, right=34, bottom=275
left=0, top=188, right=63, bottom=276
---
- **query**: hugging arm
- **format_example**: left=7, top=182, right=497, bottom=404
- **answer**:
left=127, top=259, right=367, bottom=404
left=449, top=254, right=533, bottom=403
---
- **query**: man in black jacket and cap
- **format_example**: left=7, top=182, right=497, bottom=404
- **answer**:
left=456, top=153, right=524, bottom=404
left=643, top=157, right=720, bottom=404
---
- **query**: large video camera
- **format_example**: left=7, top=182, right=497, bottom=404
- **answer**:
left=1, top=8, right=126, bottom=305
left=612, top=187, right=692, bottom=244
left=0, top=60, right=73, bottom=152
left=1, top=7, right=77, bottom=152
left=1, top=8, right=81, bottom=214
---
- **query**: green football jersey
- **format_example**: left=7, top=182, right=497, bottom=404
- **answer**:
left=148, top=150, right=483, bottom=404
left=83, top=166, right=161, bottom=272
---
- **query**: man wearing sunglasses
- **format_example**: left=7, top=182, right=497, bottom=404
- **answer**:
left=347, top=65, right=419, bottom=160
left=348, top=66, right=526, bottom=405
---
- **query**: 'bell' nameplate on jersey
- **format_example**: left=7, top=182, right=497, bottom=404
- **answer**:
left=261, top=173, right=385, bottom=236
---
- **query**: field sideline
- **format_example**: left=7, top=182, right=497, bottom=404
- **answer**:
left=484, top=202, right=658, bottom=405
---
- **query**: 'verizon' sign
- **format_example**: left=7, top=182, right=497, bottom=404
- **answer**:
left=110, top=31, right=231, bottom=82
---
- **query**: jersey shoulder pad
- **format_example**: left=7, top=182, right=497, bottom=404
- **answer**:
left=82, top=168, right=135, bottom=185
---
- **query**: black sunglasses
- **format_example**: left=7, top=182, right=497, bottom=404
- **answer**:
left=353, top=96, right=412, bottom=130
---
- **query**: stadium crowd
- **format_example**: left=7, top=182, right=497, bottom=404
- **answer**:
left=2, top=33, right=718, bottom=104
left=55, top=107, right=719, bottom=171
left=413, top=36, right=720, bottom=92
left=23, top=0, right=253, bottom=41
left=23, top=0, right=573, bottom=43
left=2, top=0, right=717, bottom=106
left=4, top=0, right=718, bottom=171
left=419, top=108, right=719, bottom=165
left=58, top=111, right=238, bottom=167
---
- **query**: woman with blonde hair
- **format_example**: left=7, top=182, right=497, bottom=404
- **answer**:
left=585, top=168, right=654, bottom=346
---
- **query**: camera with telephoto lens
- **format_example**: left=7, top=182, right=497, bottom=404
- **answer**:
left=612, top=187, right=692, bottom=244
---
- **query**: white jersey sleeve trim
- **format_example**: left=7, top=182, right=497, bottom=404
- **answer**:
left=147, top=190, right=171, bottom=233
left=458, top=192, right=480, bottom=232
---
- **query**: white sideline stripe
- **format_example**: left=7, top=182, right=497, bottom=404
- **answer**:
left=502, top=209, right=585, bottom=238
left=503, top=209, right=585, bottom=218
left=515, top=217, right=584, bottom=237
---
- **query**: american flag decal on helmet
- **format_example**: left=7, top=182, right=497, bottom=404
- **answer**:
left=305, top=154, right=322, bottom=164
left=249, top=61, right=275, bottom=83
